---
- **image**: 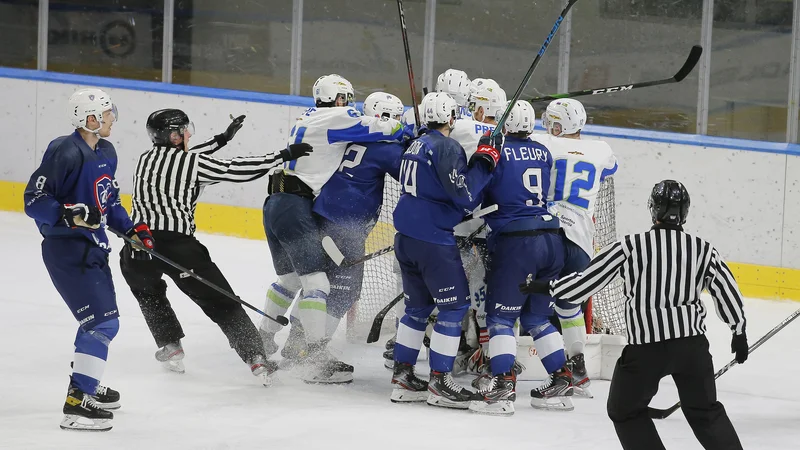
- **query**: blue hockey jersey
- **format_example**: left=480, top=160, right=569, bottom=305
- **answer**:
left=24, top=131, right=134, bottom=252
left=483, top=135, right=558, bottom=235
left=393, top=130, right=493, bottom=245
left=313, top=141, right=404, bottom=226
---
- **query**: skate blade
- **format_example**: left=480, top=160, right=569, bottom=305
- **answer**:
left=468, top=400, right=515, bottom=416
left=258, top=373, right=274, bottom=388
left=530, top=395, right=574, bottom=411
left=162, top=360, right=185, bottom=374
left=94, top=400, right=121, bottom=410
left=60, top=415, right=112, bottom=432
left=426, top=393, right=471, bottom=410
left=390, top=388, right=429, bottom=403
left=302, top=372, right=354, bottom=385
left=573, top=385, right=593, bottom=399
left=384, top=359, right=394, bottom=371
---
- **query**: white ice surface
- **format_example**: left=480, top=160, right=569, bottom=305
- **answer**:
left=2, top=210, right=799, bottom=449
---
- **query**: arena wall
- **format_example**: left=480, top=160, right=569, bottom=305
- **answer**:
left=1, top=67, right=798, bottom=301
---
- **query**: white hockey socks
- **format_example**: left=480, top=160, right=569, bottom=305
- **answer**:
left=556, top=304, right=586, bottom=357
left=298, top=271, right=330, bottom=343
left=260, top=273, right=301, bottom=334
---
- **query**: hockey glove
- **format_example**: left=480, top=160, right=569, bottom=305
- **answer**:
left=518, top=274, right=551, bottom=295
left=214, top=114, right=247, bottom=146
left=280, top=143, right=313, bottom=162
left=62, top=203, right=101, bottom=230
left=469, top=132, right=502, bottom=172
left=126, top=222, right=155, bottom=261
left=731, top=331, right=748, bottom=364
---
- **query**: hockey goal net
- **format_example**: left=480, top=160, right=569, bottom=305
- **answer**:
left=345, top=176, right=627, bottom=341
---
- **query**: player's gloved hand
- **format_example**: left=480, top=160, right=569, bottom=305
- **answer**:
left=214, top=114, right=246, bottom=146
left=280, top=143, right=313, bottom=161
left=125, top=222, right=155, bottom=261
left=731, top=331, right=748, bottom=364
left=518, top=274, right=551, bottom=295
left=62, top=203, right=101, bottom=230
left=469, top=132, right=502, bottom=171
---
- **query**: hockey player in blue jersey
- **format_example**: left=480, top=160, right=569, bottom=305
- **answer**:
left=467, top=100, right=568, bottom=416
left=389, top=92, right=499, bottom=409
left=260, top=74, right=407, bottom=384
left=23, top=89, right=154, bottom=431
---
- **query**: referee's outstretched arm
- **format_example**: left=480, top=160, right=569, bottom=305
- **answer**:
left=537, top=240, right=628, bottom=304
left=705, top=247, right=747, bottom=335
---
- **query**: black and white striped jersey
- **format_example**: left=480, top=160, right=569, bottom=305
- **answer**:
left=550, top=223, right=746, bottom=345
left=131, top=139, right=283, bottom=234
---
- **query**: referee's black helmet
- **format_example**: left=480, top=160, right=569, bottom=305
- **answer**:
left=648, top=180, right=690, bottom=225
left=146, top=109, right=194, bottom=148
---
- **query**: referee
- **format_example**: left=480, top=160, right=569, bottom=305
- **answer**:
left=119, top=109, right=311, bottom=382
left=520, top=180, right=747, bottom=450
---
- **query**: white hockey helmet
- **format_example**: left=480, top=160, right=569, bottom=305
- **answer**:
left=421, top=92, right=457, bottom=126
left=363, top=92, right=405, bottom=120
left=69, top=88, right=117, bottom=130
left=469, top=79, right=506, bottom=119
left=312, top=74, right=355, bottom=106
left=435, top=69, right=471, bottom=106
left=542, top=98, right=587, bottom=136
left=503, top=100, right=535, bottom=134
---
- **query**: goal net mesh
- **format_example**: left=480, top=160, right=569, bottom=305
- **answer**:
left=346, top=176, right=627, bottom=341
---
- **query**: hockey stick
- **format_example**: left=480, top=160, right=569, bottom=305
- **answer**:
left=323, top=204, right=498, bottom=267
left=397, top=0, right=421, bottom=127
left=528, top=45, right=702, bottom=103
left=648, top=306, right=800, bottom=420
left=491, top=0, right=579, bottom=138
left=108, top=228, right=290, bottom=326
left=365, top=222, right=489, bottom=344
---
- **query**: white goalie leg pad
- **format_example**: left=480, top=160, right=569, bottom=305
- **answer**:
left=298, top=272, right=330, bottom=343
left=260, top=273, right=301, bottom=333
left=556, top=303, right=586, bottom=357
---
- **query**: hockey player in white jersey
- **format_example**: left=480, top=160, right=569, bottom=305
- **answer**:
left=260, top=74, right=407, bottom=384
left=536, top=99, right=618, bottom=396
left=436, top=68, right=472, bottom=119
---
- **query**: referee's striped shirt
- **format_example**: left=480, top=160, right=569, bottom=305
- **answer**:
left=131, top=139, right=283, bottom=234
left=549, top=223, right=746, bottom=345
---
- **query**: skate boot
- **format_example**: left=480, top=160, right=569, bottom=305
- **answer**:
left=155, top=340, right=185, bottom=374
left=279, top=324, right=308, bottom=370
left=301, top=342, right=354, bottom=385
left=61, top=386, right=113, bottom=432
left=390, top=362, right=429, bottom=403
left=259, top=329, right=279, bottom=356
left=385, top=335, right=396, bottom=351
left=383, top=348, right=394, bottom=370
left=427, top=371, right=480, bottom=409
left=469, top=372, right=516, bottom=416
left=566, top=353, right=592, bottom=398
left=530, top=367, right=574, bottom=411
left=93, top=384, right=121, bottom=410
left=248, top=354, right=279, bottom=387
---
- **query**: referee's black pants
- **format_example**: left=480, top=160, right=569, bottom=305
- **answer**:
left=607, top=335, right=742, bottom=450
left=119, top=231, right=264, bottom=364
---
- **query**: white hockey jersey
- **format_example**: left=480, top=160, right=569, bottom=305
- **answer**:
left=284, top=106, right=406, bottom=195
left=451, top=119, right=496, bottom=238
left=534, top=133, right=618, bottom=258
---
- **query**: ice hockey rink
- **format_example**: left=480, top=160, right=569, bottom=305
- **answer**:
left=2, top=210, right=799, bottom=450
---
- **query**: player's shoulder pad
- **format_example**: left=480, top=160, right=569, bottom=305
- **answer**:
left=43, top=134, right=82, bottom=163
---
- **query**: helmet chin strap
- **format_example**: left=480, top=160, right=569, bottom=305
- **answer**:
left=80, top=114, right=104, bottom=135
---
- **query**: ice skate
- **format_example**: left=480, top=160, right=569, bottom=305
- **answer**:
left=469, top=372, right=516, bottom=416
left=530, top=368, right=574, bottom=411
left=93, top=384, right=120, bottom=410
left=427, top=371, right=480, bottom=409
left=383, top=348, right=394, bottom=370
left=155, top=340, right=185, bottom=374
left=278, top=324, right=308, bottom=370
left=60, top=386, right=113, bottom=432
left=453, top=334, right=475, bottom=376
left=249, top=354, right=279, bottom=387
left=390, top=362, right=429, bottom=403
left=259, top=329, right=279, bottom=356
left=301, top=344, right=354, bottom=385
left=566, top=353, right=593, bottom=398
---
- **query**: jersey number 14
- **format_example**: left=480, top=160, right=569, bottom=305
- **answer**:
left=399, top=159, right=418, bottom=197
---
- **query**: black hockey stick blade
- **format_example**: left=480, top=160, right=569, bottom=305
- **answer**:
left=648, top=306, right=800, bottom=419
left=492, top=0, right=579, bottom=138
left=528, top=45, right=702, bottom=103
left=366, top=292, right=405, bottom=344
left=109, top=228, right=289, bottom=326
